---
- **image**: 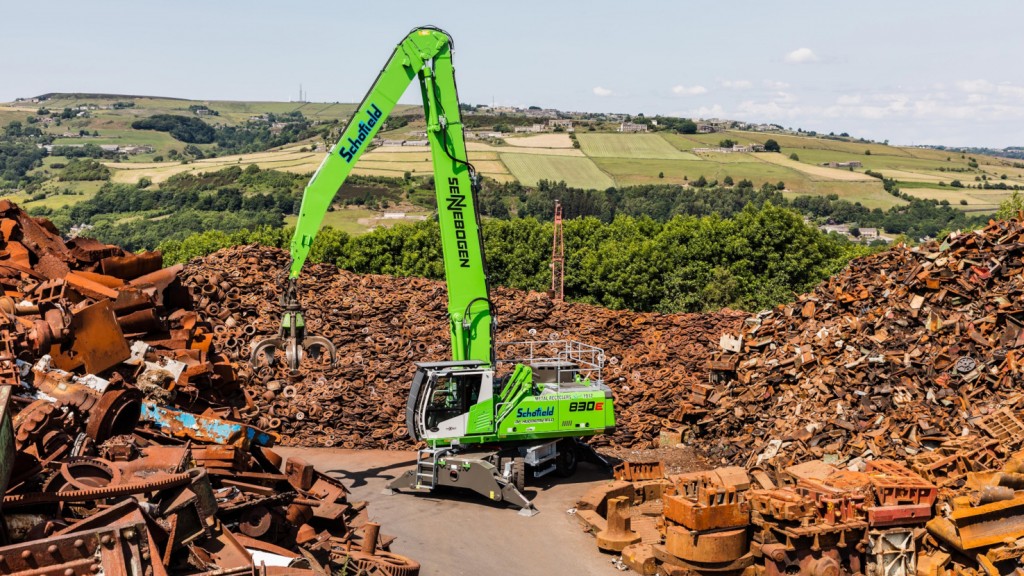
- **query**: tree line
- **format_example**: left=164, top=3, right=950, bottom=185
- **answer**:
left=0, top=141, right=45, bottom=186
left=159, top=203, right=868, bottom=314
left=474, top=179, right=986, bottom=240
left=129, top=113, right=331, bottom=154
left=32, top=165, right=307, bottom=250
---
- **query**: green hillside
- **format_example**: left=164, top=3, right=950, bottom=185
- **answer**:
left=3, top=93, right=1022, bottom=230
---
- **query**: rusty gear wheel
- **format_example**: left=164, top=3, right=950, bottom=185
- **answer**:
left=60, top=456, right=122, bottom=490
left=340, top=550, right=421, bottom=576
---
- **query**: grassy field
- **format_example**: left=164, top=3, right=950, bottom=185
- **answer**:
left=356, top=146, right=512, bottom=181
left=594, top=156, right=796, bottom=186
left=286, top=208, right=379, bottom=235
left=104, top=147, right=323, bottom=184
left=659, top=133, right=710, bottom=150
left=901, top=187, right=1012, bottom=212
left=867, top=169, right=948, bottom=183
left=502, top=134, right=574, bottom=148
left=475, top=142, right=585, bottom=157
left=654, top=130, right=1023, bottom=211
left=51, top=129, right=183, bottom=162
left=787, top=182, right=907, bottom=210
left=753, top=153, right=877, bottom=181
left=284, top=205, right=429, bottom=235
left=6, top=181, right=106, bottom=211
left=577, top=133, right=698, bottom=159
left=733, top=131, right=925, bottom=157
left=0, top=107, right=33, bottom=128
left=501, top=153, right=614, bottom=189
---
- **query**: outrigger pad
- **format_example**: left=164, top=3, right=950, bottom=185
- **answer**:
left=518, top=504, right=539, bottom=517
left=384, top=469, right=424, bottom=492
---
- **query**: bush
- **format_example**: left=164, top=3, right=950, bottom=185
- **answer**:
left=131, top=115, right=215, bottom=143
left=789, top=153, right=800, bottom=161
left=59, top=159, right=110, bottom=181
left=763, top=139, right=780, bottom=152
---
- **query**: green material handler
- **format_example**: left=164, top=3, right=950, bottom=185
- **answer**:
left=251, top=26, right=616, bottom=515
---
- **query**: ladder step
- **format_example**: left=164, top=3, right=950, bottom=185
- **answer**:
left=415, top=448, right=440, bottom=488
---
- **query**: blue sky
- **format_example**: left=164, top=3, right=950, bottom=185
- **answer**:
left=2, top=0, right=1021, bottom=147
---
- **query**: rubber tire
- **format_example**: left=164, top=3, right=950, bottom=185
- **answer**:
left=555, top=440, right=578, bottom=477
left=512, top=457, right=526, bottom=492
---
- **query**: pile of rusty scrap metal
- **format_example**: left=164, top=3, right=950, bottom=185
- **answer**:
left=676, top=217, right=1024, bottom=467
left=180, top=244, right=746, bottom=450
left=0, top=200, right=419, bottom=575
left=576, top=452, right=1024, bottom=576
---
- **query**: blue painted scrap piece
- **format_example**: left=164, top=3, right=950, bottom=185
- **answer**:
left=139, top=402, right=277, bottom=448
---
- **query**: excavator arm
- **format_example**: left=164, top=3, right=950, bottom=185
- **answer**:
left=252, top=26, right=494, bottom=372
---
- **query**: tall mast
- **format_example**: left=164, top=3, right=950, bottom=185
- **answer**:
left=550, top=200, right=564, bottom=301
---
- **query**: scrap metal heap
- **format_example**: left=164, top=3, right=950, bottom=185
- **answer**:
left=179, top=244, right=745, bottom=449
left=690, top=217, right=1024, bottom=466
left=576, top=452, right=1024, bottom=576
left=0, top=200, right=418, bottom=575
left=183, top=216, right=1024, bottom=464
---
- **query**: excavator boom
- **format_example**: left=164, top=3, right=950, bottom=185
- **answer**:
left=252, top=26, right=493, bottom=370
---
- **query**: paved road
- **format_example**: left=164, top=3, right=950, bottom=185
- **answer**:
left=278, top=447, right=623, bottom=576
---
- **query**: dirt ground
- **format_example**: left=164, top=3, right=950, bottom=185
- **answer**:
left=277, top=445, right=709, bottom=576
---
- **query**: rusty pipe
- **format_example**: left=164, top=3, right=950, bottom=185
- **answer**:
left=361, top=522, right=381, bottom=555
left=997, top=473, right=1024, bottom=489
left=971, top=485, right=1016, bottom=505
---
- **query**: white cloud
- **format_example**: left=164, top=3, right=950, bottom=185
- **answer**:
left=721, top=79, right=752, bottom=89
left=784, top=47, right=819, bottom=63
left=773, top=91, right=797, bottom=103
left=592, top=86, right=612, bottom=97
left=956, top=79, right=994, bottom=93
left=672, top=84, right=707, bottom=96
left=763, top=80, right=790, bottom=90
left=997, top=84, right=1024, bottom=98
left=836, top=94, right=862, bottom=105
